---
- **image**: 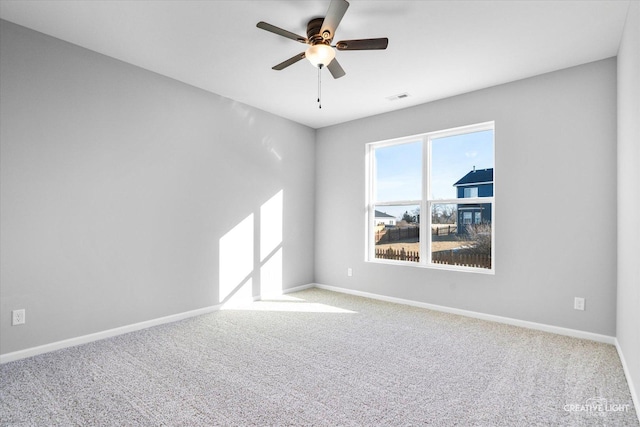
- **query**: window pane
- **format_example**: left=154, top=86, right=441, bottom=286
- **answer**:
left=463, top=187, right=478, bottom=198
left=375, top=141, right=422, bottom=202
left=463, top=212, right=472, bottom=224
left=431, top=202, right=492, bottom=270
left=430, top=130, right=493, bottom=200
left=374, top=205, right=420, bottom=263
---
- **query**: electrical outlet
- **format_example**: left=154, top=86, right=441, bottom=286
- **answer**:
left=347, top=268, right=353, bottom=277
left=574, top=297, right=585, bottom=311
left=12, top=309, right=26, bottom=326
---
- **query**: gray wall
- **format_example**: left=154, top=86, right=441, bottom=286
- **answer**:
left=316, top=58, right=618, bottom=336
left=617, top=0, right=640, bottom=406
left=0, top=20, right=315, bottom=355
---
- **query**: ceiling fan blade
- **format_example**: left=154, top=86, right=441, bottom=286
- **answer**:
left=320, top=0, right=350, bottom=41
left=336, top=38, right=389, bottom=50
left=272, top=52, right=306, bottom=70
left=327, top=58, right=346, bottom=79
left=257, top=22, right=307, bottom=43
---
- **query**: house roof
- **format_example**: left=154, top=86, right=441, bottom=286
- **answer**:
left=453, top=168, right=494, bottom=186
left=375, top=210, right=395, bottom=218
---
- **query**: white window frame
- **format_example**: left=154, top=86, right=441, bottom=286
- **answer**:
left=365, top=121, right=495, bottom=274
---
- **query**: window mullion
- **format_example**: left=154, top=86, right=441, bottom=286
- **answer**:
left=366, top=144, right=376, bottom=261
left=422, top=135, right=430, bottom=266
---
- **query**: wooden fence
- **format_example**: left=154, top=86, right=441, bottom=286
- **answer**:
left=375, top=247, right=420, bottom=262
left=375, top=226, right=419, bottom=244
left=432, top=250, right=491, bottom=269
left=432, top=225, right=457, bottom=236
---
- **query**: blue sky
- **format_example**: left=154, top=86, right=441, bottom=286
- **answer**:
left=375, top=129, right=493, bottom=219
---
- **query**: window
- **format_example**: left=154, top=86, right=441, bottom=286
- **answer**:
left=464, top=187, right=478, bottom=198
left=463, top=212, right=473, bottom=225
left=366, top=122, right=494, bottom=272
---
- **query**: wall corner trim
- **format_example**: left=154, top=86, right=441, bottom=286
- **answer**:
left=281, top=283, right=316, bottom=294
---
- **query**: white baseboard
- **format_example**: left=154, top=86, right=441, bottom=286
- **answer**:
left=615, top=339, right=640, bottom=422
left=282, top=283, right=316, bottom=294
left=0, top=303, right=222, bottom=364
left=313, top=283, right=616, bottom=345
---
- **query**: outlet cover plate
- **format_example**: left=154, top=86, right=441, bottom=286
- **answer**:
left=12, top=309, right=26, bottom=325
left=574, top=297, right=585, bottom=311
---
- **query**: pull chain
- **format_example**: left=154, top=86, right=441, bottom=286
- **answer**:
left=317, top=65, right=322, bottom=109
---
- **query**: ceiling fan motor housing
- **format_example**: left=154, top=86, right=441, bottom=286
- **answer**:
left=307, top=18, right=331, bottom=44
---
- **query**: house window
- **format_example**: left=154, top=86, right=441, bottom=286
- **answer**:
left=366, top=122, right=494, bottom=272
left=464, top=187, right=478, bottom=198
left=463, top=212, right=473, bottom=224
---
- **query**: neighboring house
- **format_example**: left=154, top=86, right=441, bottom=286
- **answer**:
left=453, top=167, right=493, bottom=231
left=375, top=210, right=397, bottom=226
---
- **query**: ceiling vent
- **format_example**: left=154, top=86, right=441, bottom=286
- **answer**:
left=386, top=93, right=410, bottom=101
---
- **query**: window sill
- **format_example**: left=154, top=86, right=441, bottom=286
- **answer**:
left=366, top=258, right=495, bottom=275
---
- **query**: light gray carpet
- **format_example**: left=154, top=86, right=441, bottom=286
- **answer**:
left=1, top=288, right=638, bottom=426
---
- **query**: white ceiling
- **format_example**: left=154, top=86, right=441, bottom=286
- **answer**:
left=0, top=0, right=631, bottom=129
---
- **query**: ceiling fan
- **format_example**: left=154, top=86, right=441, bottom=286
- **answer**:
left=257, top=0, right=389, bottom=80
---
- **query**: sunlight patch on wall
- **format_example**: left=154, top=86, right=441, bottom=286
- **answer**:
left=222, top=278, right=254, bottom=308
left=219, top=213, right=254, bottom=304
left=260, top=190, right=283, bottom=297
left=260, top=190, right=283, bottom=261
left=261, top=248, right=283, bottom=299
left=218, top=190, right=285, bottom=304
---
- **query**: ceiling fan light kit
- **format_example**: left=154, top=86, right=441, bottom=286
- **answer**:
left=305, top=44, right=335, bottom=67
left=257, top=0, right=388, bottom=108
